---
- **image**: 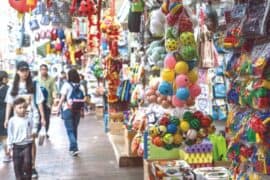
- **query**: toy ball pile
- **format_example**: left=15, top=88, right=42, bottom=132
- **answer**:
left=157, top=2, right=201, bottom=108
left=148, top=111, right=214, bottom=149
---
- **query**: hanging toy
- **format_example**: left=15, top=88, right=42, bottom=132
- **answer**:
left=9, top=0, right=38, bottom=13
left=165, top=38, right=178, bottom=52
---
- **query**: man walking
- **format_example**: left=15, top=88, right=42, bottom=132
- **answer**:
left=37, top=64, right=56, bottom=138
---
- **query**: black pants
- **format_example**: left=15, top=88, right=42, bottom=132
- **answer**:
left=13, top=143, right=32, bottom=180
left=44, top=105, right=51, bottom=132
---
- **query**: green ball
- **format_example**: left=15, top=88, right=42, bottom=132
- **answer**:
left=183, top=111, right=193, bottom=122
left=170, top=116, right=180, bottom=126
left=181, top=45, right=197, bottom=61
left=164, top=144, right=174, bottom=150
left=163, top=133, right=174, bottom=144
left=189, top=118, right=201, bottom=130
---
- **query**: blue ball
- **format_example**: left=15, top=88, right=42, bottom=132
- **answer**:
left=176, top=87, right=190, bottom=100
left=167, top=124, right=177, bottom=134
left=158, top=81, right=173, bottom=96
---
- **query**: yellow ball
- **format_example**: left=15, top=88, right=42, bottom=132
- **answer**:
left=180, top=120, right=190, bottom=132
left=175, top=61, right=189, bottom=74
left=187, top=69, right=198, bottom=83
left=173, top=134, right=183, bottom=144
left=161, top=68, right=175, bottom=82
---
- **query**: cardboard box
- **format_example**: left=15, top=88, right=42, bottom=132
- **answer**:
left=124, top=129, right=137, bottom=157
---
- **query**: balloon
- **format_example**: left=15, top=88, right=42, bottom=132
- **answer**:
left=175, top=61, right=189, bottom=74
left=161, top=68, right=175, bottom=82
left=176, top=87, right=190, bottom=100
left=158, top=81, right=173, bottom=96
left=164, top=54, right=177, bottom=69
left=9, top=0, right=37, bottom=13
left=175, top=74, right=189, bottom=87
left=189, top=84, right=201, bottom=98
left=187, top=69, right=198, bottom=83
left=172, top=95, right=185, bottom=107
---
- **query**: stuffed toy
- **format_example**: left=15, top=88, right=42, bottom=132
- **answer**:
left=149, top=9, right=166, bottom=38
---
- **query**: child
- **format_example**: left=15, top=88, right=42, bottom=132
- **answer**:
left=7, top=97, right=33, bottom=180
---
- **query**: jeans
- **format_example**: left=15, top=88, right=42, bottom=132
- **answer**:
left=13, top=143, right=32, bottom=180
left=62, top=109, right=80, bottom=151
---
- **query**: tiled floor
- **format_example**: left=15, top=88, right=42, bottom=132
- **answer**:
left=0, top=112, right=143, bottom=180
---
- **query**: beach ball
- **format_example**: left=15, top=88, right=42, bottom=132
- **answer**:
left=164, top=54, right=177, bottom=69
left=175, top=74, right=189, bottom=87
left=189, top=118, right=201, bottom=130
left=149, top=126, right=159, bottom=137
left=163, top=133, right=174, bottom=144
left=181, top=45, right=197, bottom=60
left=180, top=32, right=196, bottom=46
left=175, top=61, right=189, bottom=74
left=173, top=134, right=183, bottom=144
left=158, top=125, right=167, bottom=136
left=187, top=69, right=198, bottom=83
left=172, top=95, right=185, bottom=107
left=167, top=124, right=178, bottom=134
left=176, top=87, right=190, bottom=100
left=161, top=69, right=175, bottom=82
left=165, top=38, right=178, bottom=52
left=183, top=111, right=193, bottom=121
left=152, top=136, right=164, bottom=147
left=189, top=84, right=201, bottom=98
left=158, top=81, right=173, bottom=96
left=180, top=121, right=190, bottom=132
left=186, top=129, right=197, bottom=140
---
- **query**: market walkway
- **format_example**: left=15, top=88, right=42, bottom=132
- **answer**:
left=0, top=112, right=143, bottom=180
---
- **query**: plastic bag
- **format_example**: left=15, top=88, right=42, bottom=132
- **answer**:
left=38, top=126, right=46, bottom=146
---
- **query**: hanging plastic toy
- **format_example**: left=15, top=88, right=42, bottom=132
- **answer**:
left=9, top=0, right=38, bottom=13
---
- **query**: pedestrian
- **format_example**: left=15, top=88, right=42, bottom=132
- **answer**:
left=4, top=61, right=46, bottom=179
left=7, top=97, right=33, bottom=180
left=80, top=74, right=88, bottom=116
left=57, top=69, right=85, bottom=156
left=56, top=71, right=67, bottom=97
left=0, top=70, right=10, bottom=162
left=37, top=64, right=56, bottom=138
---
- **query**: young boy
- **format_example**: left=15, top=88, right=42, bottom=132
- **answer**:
left=7, top=97, right=33, bottom=180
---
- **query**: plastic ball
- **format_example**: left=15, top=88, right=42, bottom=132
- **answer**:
left=170, top=116, right=180, bottom=126
left=180, top=120, right=190, bottom=132
left=167, top=124, right=178, bottom=134
left=175, top=74, right=189, bottom=88
left=166, top=27, right=179, bottom=39
left=152, top=136, right=164, bottom=147
left=183, top=111, right=193, bottom=121
left=176, top=87, right=190, bottom=100
left=149, top=126, right=159, bottom=137
left=165, top=38, right=178, bottom=52
left=172, top=95, right=185, bottom=107
left=200, top=116, right=212, bottom=128
left=163, top=133, right=174, bottom=144
left=189, top=84, right=201, bottom=98
left=189, top=118, right=201, bottom=130
left=158, top=125, right=167, bottom=136
left=164, top=54, right=177, bottom=69
left=173, top=134, right=183, bottom=145
left=158, top=81, right=173, bottom=96
left=161, top=69, right=175, bottom=82
left=164, top=144, right=174, bottom=150
left=159, top=116, right=170, bottom=126
left=187, top=69, right=198, bottom=83
left=175, top=61, right=189, bottom=74
left=180, top=32, right=196, bottom=46
left=193, top=111, right=204, bottom=120
left=186, top=129, right=197, bottom=140
left=181, top=45, right=197, bottom=60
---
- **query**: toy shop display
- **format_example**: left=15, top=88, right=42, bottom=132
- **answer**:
left=193, top=167, right=231, bottom=180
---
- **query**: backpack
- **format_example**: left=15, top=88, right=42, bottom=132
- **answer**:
left=69, top=83, right=85, bottom=111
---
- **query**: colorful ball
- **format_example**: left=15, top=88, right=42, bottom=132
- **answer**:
left=164, top=144, right=174, bottom=150
left=187, top=69, right=198, bottom=83
left=179, top=32, right=196, bottom=46
left=189, top=118, right=201, bottom=130
left=165, top=38, right=178, bottom=52
left=152, top=136, right=164, bottom=147
left=175, top=74, right=189, bottom=87
left=164, top=54, right=177, bottom=69
left=193, top=111, right=204, bottom=120
left=175, top=61, right=189, bottom=74
left=161, top=69, right=175, bottom=82
left=176, top=87, right=190, bottom=100
left=173, top=134, right=183, bottom=144
left=172, top=95, right=185, bottom=107
left=149, top=125, right=159, bottom=137
left=180, top=120, right=190, bottom=132
left=186, top=129, right=197, bottom=140
left=158, top=81, right=173, bottom=96
left=167, top=124, right=178, bottom=134
left=181, top=45, right=197, bottom=60
left=158, top=125, right=167, bottom=136
left=159, top=116, right=170, bottom=126
left=189, top=84, right=201, bottom=98
left=200, top=116, right=212, bottom=128
left=183, top=111, right=193, bottom=121
left=163, top=133, right=174, bottom=144
left=170, top=116, right=180, bottom=126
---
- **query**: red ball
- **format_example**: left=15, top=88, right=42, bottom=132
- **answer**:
left=152, top=136, right=164, bottom=147
left=159, top=116, right=170, bottom=126
left=200, top=116, right=212, bottom=128
left=193, top=111, right=204, bottom=120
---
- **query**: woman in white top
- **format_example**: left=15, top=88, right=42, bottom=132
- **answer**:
left=57, top=69, right=85, bottom=156
left=4, top=61, right=46, bottom=178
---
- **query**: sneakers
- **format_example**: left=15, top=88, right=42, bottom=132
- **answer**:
left=2, top=155, right=12, bottom=163
left=32, top=168, right=38, bottom=178
left=70, top=150, right=79, bottom=157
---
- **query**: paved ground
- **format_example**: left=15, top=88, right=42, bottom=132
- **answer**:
left=0, top=112, right=143, bottom=180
